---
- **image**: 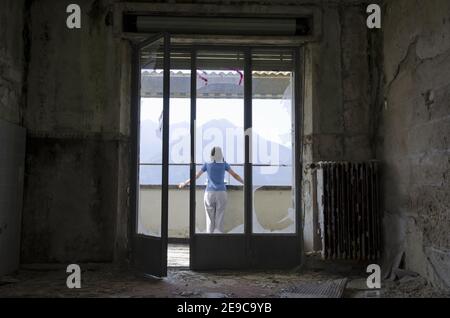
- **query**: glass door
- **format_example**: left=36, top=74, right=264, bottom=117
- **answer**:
left=249, top=49, right=303, bottom=268
left=189, top=49, right=247, bottom=269
left=131, top=33, right=170, bottom=277
left=189, top=46, right=303, bottom=270
left=131, top=40, right=303, bottom=273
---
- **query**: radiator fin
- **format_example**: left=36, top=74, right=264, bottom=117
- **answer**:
left=317, top=162, right=381, bottom=261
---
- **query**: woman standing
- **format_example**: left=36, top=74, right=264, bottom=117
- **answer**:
left=178, top=146, right=244, bottom=233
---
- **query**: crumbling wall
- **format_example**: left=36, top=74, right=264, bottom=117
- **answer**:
left=379, top=0, right=450, bottom=289
left=302, top=2, right=381, bottom=251
left=306, top=3, right=379, bottom=162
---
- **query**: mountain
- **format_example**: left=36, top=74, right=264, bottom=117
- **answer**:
left=139, top=119, right=163, bottom=163
left=139, top=118, right=293, bottom=185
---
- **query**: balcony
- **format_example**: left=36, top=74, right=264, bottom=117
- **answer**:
left=138, top=184, right=294, bottom=238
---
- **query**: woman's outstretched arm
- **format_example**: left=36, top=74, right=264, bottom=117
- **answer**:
left=178, top=170, right=204, bottom=188
left=228, top=168, right=244, bottom=184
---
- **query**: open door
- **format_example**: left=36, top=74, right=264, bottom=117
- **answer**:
left=131, top=33, right=170, bottom=277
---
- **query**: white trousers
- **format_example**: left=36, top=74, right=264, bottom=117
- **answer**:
left=203, top=191, right=227, bottom=234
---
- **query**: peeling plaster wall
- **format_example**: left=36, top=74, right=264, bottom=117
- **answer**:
left=302, top=2, right=382, bottom=251
left=379, top=0, right=450, bottom=289
left=306, top=4, right=379, bottom=162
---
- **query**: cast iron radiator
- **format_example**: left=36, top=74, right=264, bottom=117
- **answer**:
left=316, top=161, right=381, bottom=261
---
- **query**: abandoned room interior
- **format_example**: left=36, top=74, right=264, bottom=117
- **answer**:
left=0, top=0, right=449, bottom=299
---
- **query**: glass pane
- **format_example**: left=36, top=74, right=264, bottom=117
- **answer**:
left=169, top=55, right=191, bottom=239
left=138, top=39, right=164, bottom=237
left=252, top=50, right=296, bottom=234
left=195, top=51, right=245, bottom=234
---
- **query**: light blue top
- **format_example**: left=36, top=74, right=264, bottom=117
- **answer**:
left=201, top=162, right=231, bottom=192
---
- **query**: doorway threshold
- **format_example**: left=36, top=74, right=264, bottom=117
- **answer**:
left=168, top=243, right=189, bottom=268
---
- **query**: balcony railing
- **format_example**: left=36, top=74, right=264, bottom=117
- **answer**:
left=139, top=163, right=293, bottom=186
left=138, top=179, right=295, bottom=237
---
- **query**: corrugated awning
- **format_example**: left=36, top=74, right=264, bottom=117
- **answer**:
left=140, top=71, right=292, bottom=99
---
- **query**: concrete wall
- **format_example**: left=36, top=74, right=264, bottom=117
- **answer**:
left=0, top=0, right=26, bottom=276
left=20, top=0, right=129, bottom=263
left=16, top=0, right=380, bottom=264
left=379, top=0, right=450, bottom=289
left=0, top=0, right=25, bottom=125
left=0, top=120, right=26, bottom=276
left=302, top=2, right=381, bottom=251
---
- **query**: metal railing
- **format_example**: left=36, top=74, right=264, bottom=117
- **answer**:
left=139, top=162, right=292, bottom=186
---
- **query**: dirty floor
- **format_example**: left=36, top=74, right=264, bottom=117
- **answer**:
left=0, top=262, right=448, bottom=298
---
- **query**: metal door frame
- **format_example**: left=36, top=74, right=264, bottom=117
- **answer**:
left=188, top=45, right=305, bottom=270
left=130, top=32, right=171, bottom=277
left=130, top=40, right=304, bottom=272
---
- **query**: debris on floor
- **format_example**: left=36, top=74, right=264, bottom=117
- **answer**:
left=0, top=276, right=20, bottom=286
left=382, top=276, right=450, bottom=298
left=0, top=263, right=447, bottom=298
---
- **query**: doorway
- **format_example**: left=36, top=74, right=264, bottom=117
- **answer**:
left=131, top=34, right=304, bottom=277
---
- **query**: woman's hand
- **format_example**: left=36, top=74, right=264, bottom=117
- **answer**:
left=228, top=168, right=244, bottom=185
left=179, top=170, right=203, bottom=189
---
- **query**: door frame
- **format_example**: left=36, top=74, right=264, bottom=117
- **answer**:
left=130, top=41, right=305, bottom=273
left=130, top=32, right=171, bottom=277
left=187, top=45, right=305, bottom=270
